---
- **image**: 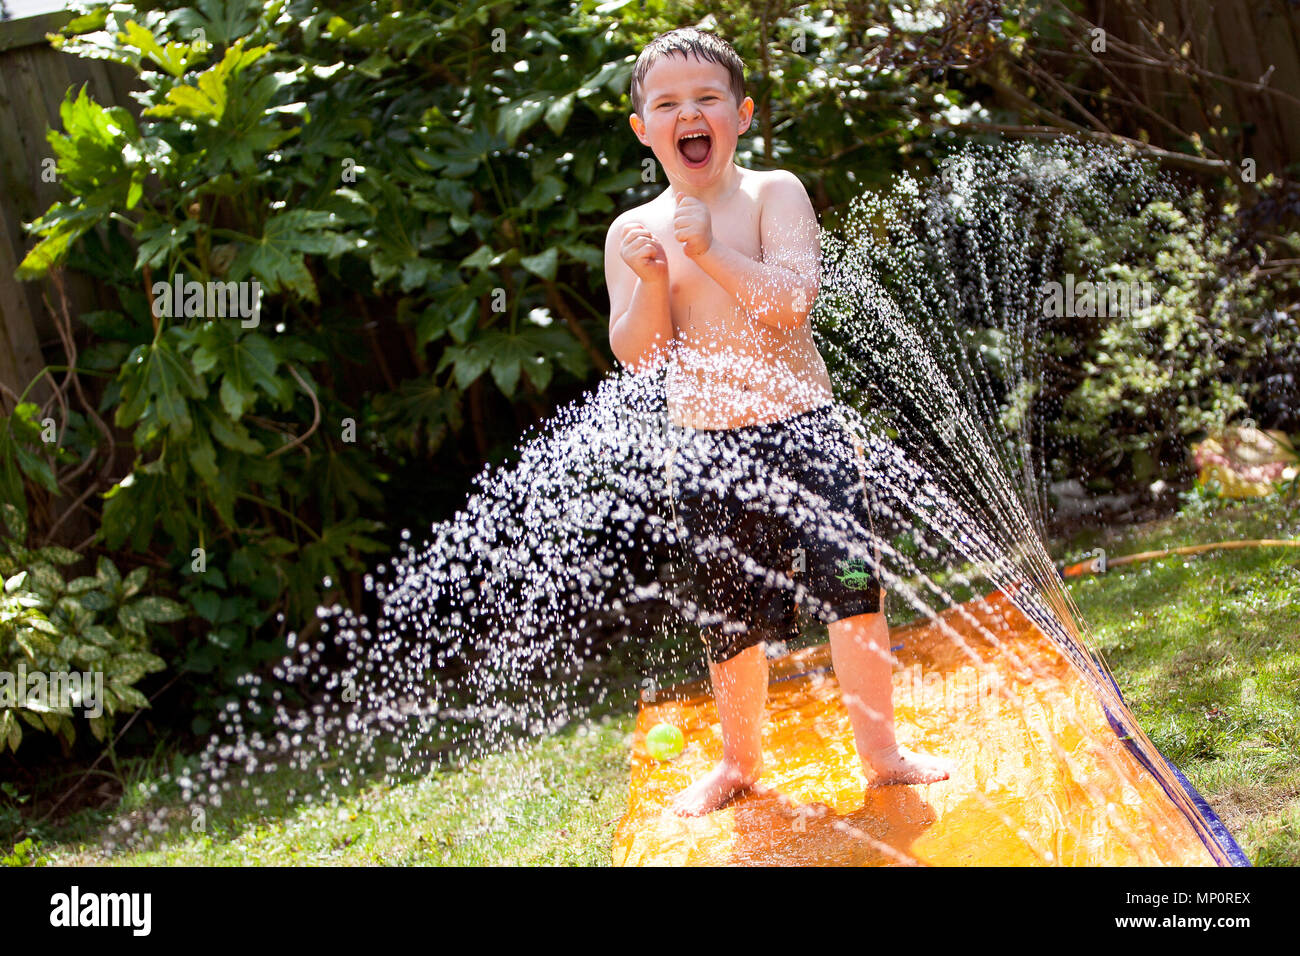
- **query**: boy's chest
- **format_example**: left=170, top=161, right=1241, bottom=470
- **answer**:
left=648, top=191, right=764, bottom=277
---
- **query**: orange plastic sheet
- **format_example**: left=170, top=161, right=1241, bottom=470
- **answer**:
left=613, top=589, right=1224, bottom=866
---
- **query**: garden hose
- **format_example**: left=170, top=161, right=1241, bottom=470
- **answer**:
left=1059, top=539, right=1300, bottom=578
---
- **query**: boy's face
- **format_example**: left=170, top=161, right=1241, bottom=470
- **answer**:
left=630, top=53, right=753, bottom=186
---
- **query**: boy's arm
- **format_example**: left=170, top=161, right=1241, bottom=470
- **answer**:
left=688, top=171, right=820, bottom=331
left=605, top=215, right=674, bottom=372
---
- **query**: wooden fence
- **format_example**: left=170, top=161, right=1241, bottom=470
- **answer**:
left=0, top=8, right=142, bottom=415
left=1086, top=0, right=1300, bottom=178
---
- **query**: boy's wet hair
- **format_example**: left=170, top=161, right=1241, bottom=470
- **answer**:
left=630, top=27, right=746, bottom=120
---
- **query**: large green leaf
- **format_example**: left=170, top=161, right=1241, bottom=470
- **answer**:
left=100, top=471, right=171, bottom=552
left=168, top=0, right=263, bottom=48
left=520, top=175, right=565, bottom=212
left=132, top=596, right=188, bottom=623
left=117, top=603, right=147, bottom=636
left=134, top=218, right=200, bottom=271
left=14, top=445, right=59, bottom=495
left=115, top=327, right=206, bottom=440
left=520, top=247, right=558, bottom=280
left=33, top=546, right=81, bottom=567
left=498, top=96, right=549, bottom=148
left=543, top=92, right=576, bottom=135
left=228, top=209, right=339, bottom=301
left=371, top=376, right=463, bottom=456
left=143, top=39, right=274, bottom=118
left=417, top=124, right=497, bottom=177
left=437, top=327, right=589, bottom=398
left=203, top=404, right=266, bottom=454
left=0, top=503, right=26, bottom=541
left=191, top=323, right=291, bottom=419
left=49, top=84, right=142, bottom=199
left=187, top=428, right=220, bottom=487
left=2, top=711, right=21, bottom=752
left=109, top=683, right=150, bottom=710
left=15, top=203, right=112, bottom=279
left=367, top=175, right=445, bottom=291
left=122, top=565, right=149, bottom=598
left=117, top=19, right=207, bottom=78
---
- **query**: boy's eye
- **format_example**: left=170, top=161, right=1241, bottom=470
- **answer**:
left=658, top=97, right=716, bottom=108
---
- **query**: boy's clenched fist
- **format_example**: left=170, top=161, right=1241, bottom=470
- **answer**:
left=620, top=221, right=668, bottom=284
left=673, top=193, right=713, bottom=258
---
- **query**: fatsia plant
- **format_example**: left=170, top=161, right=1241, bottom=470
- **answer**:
left=12, top=0, right=644, bottom=722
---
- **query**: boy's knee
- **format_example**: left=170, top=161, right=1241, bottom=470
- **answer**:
left=703, top=627, right=765, bottom=668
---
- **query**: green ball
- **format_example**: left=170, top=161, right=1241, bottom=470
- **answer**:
left=645, top=722, right=685, bottom=761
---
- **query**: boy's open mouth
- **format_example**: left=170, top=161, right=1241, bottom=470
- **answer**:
left=677, top=130, right=712, bottom=168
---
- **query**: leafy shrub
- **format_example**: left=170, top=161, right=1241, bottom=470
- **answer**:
left=1055, top=190, right=1287, bottom=492
left=1, top=504, right=176, bottom=752
left=1, top=837, right=37, bottom=867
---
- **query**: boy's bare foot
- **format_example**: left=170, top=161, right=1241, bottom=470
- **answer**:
left=672, top=760, right=761, bottom=816
left=865, top=742, right=953, bottom=786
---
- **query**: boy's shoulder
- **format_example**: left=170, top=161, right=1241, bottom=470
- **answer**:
left=731, top=165, right=804, bottom=202
left=604, top=168, right=807, bottom=238
left=752, top=166, right=808, bottom=199
left=765, top=166, right=804, bottom=185
left=608, top=194, right=659, bottom=228
left=604, top=194, right=665, bottom=249
left=611, top=167, right=801, bottom=216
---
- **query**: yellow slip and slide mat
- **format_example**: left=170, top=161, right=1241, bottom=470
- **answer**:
left=612, top=589, right=1244, bottom=866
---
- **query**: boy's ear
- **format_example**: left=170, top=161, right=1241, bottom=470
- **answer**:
left=736, top=96, right=755, bottom=134
left=629, top=111, right=650, bottom=145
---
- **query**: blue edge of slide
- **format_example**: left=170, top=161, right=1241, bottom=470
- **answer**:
left=767, top=652, right=1252, bottom=866
left=1092, top=654, right=1252, bottom=867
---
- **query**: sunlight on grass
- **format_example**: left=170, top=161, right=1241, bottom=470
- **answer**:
left=1064, top=496, right=1300, bottom=866
left=36, top=716, right=634, bottom=866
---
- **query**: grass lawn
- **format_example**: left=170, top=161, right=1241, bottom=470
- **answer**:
left=1059, top=493, right=1300, bottom=866
left=9, top=494, right=1298, bottom=866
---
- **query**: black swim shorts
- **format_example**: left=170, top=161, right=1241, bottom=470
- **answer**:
left=664, top=401, right=885, bottom=665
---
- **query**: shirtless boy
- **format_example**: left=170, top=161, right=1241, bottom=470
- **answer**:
left=603, top=27, right=953, bottom=816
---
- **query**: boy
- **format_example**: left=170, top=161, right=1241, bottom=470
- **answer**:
left=603, top=27, right=953, bottom=816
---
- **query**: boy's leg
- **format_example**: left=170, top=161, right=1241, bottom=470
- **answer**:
left=828, top=597, right=953, bottom=786
left=672, top=641, right=768, bottom=816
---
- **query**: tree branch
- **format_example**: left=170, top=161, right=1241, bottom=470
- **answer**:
left=948, top=122, right=1231, bottom=174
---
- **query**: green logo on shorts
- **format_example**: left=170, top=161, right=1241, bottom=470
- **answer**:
left=835, top=558, right=874, bottom=589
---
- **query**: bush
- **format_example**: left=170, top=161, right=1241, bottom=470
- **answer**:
left=1, top=504, right=176, bottom=752
left=1055, top=190, right=1271, bottom=491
